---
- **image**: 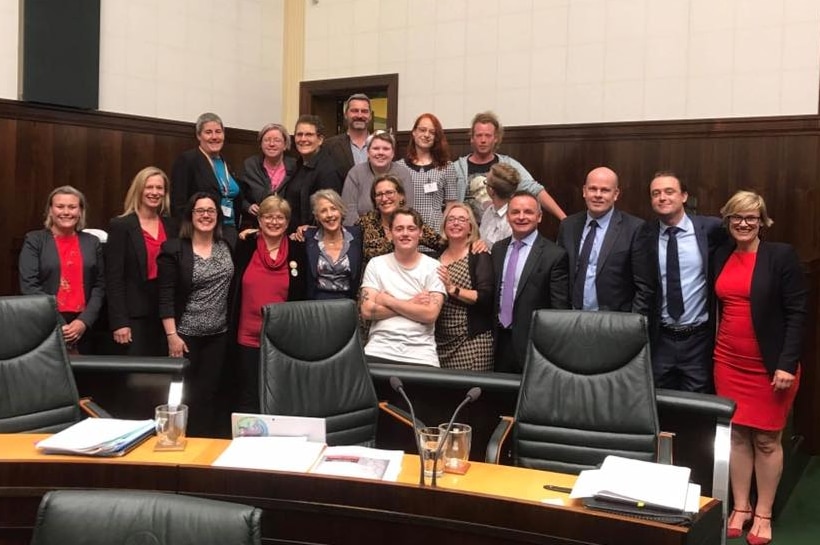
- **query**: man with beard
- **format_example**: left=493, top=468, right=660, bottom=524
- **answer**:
left=324, top=93, right=372, bottom=180
left=359, top=207, right=446, bottom=367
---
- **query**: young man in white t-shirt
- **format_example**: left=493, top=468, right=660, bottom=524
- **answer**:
left=359, top=207, right=446, bottom=366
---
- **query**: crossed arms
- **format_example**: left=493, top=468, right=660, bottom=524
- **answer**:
left=359, top=287, right=445, bottom=324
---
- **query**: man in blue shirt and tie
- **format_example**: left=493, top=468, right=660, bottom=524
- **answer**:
left=646, top=171, right=726, bottom=392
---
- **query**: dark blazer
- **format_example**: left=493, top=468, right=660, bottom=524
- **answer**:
left=323, top=133, right=356, bottom=181
left=105, top=213, right=178, bottom=330
left=645, top=214, right=726, bottom=340
left=557, top=209, right=654, bottom=315
left=239, top=154, right=298, bottom=208
left=303, top=225, right=363, bottom=300
left=229, top=234, right=307, bottom=328
left=170, top=148, right=244, bottom=221
left=714, top=241, right=807, bottom=377
left=157, top=237, right=235, bottom=324
left=18, top=229, right=105, bottom=327
left=492, top=234, right=570, bottom=367
left=281, top=147, right=344, bottom=232
left=463, top=251, right=496, bottom=337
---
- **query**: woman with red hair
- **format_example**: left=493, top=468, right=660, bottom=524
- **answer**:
left=398, top=113, right=459, bottom=236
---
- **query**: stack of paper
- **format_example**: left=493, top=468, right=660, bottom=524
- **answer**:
left=570, top=455, right=697, bottom=513
left=36, top=418, right=155, bottom=457
left=212, top=437, right=404, bottom=481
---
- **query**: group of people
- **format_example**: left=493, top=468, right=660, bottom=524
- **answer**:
left=19, top=95, right=806, bottom=544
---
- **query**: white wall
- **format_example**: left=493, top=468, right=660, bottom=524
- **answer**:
left=303, top=0, right=820, bottom=130
left=0, top=0, right=18, bottom=100
left=98, top=0, right=284, bottom=130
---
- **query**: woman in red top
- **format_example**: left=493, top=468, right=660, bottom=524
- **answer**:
left=714, top=191, right=807, bottom=545
left=19, top=186, right=105, bottom=353
left=231, top=195, right=306, bottom=413
left=106, top=167, right=177, bottom=356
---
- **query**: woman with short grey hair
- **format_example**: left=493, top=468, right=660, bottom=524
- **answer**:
left=239, top=123, right=297, bottom=218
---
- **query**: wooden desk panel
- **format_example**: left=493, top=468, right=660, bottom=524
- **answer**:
left=0, top=434, right=720, bottom=545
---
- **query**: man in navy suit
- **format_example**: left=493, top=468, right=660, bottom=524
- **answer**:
left=492, top=191, right=570, bottom=373
left=557, top=166, right=654, bottom=316
left=646, top=171, right=726, bottom=392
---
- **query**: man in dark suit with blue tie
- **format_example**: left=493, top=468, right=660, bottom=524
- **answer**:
left=557, top=166, right=654, bottom=316
left=646, top=171, right=726, bottom=392
left=492, top=191, right=570, bottom=373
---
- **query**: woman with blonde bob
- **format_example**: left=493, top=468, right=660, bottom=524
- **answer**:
left=435, top=202, right=495, bottom=371
left=106, top=166, right=177, bottom=355
left=231, top=195, right=306, bottom=413
left=714, top=190, right=807, bottom=544
left=19, top=185, right=105, bottom=354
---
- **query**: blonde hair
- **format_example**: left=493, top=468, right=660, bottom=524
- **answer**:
left=720, top=190, right=774, bottom=228
left=259, top=194, right=291, bottom=221
left=121, top=166, right=171, bottom=216
left=441, top=202, right=479, bottom=245
left=44, top=185, right=87, bottom=231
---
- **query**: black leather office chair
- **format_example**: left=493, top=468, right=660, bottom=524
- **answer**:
left=259, top=299, right=381, bottom=446
left=30, top=490, right=261, bottom=545
left=486, top=310, right=659, bottom=474
left=0, top=295, right=106, bottom=433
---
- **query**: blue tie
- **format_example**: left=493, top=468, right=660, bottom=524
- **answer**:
left=666, top=226, right=684, bottom=321
left=499, top=240, right=523, bottom=328
left=572, top=220, right=598, bottom=310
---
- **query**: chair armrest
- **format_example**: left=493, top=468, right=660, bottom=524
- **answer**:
left=71, top=355, right=189, bottom=376
left=485, top=415, right=515, bottom=464
left=656, top=388, right=736, bottom=422
left=378, top=401, right=426, bottom=429
left=79, top=398, right=111, bottom=418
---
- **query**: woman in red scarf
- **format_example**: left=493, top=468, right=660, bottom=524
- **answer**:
left=232, top=195, right=306, bottom=413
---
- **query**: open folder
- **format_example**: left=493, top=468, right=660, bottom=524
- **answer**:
left=569, top=455, right=699, bottom=524
left=35, top=418, right=155, bottom=457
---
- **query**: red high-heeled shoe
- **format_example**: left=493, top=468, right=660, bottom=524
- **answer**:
left=746, top=514, right=772, bottom=545
left=726, top=508, right=753, bottom=539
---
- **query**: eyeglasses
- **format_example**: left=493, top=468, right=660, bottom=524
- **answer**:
left=262, top=137, right=284, bottom=145
left=295, top=132, right=317, bottom=139
left=414, top=127, right=436, bottom=136
left=445, top=216, right=470, bottom=225
left=375, top=189, right=398, bottom=200
left=728, top=215, right=761, bottom=226
left=260, top=213, right=287, bottom=223
left=193, top=208, right=217, bottom=216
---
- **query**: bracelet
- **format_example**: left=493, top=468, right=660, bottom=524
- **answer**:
left=166, top=331, right=176, bottom=337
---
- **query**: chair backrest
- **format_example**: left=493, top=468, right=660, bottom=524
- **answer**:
left=259, top=299, right=379, bottom=446
left=514, top=310, right=659, bottom=474
left=30, top=490, right=261, bottom=545
left=0, top=295, right=81, bottom=432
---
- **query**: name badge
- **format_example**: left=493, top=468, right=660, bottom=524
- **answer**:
left=220, top=197, right=233, bottom=218
left=423, top=181, right=437, bottom=194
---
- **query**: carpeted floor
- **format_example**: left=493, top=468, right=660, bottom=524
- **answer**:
left=728, top=457, right=820, bottom=545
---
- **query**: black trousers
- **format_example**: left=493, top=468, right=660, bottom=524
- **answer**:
left=236, top=344, right=261, bottom=414
left=180, top=331, right=227, bottom=437
left=651, top=327, right=714, bottom=393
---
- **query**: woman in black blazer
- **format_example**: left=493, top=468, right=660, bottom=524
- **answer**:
left=239, top=123, right=298, bottom=218
left=714, top=190, right=807, bottom=544
left=170, top=112, right=244, bottom=246
left=158, top=193, right=235, bottom=437
left=19, top=185, right=105, bottom=354
left=303, top=189, right=363, bottom=300
left=106, top=167, right=177, bottom=356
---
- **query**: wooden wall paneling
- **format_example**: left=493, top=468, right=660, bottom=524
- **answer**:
left=87, top=128, right=125, bottom=221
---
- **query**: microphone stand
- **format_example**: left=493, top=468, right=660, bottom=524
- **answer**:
left=390, top=376, right=425, bottom=486
left=431, top=387, right=481, bottom=488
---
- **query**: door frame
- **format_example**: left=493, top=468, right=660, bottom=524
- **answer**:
left=299, top=73, right=399, bottom=132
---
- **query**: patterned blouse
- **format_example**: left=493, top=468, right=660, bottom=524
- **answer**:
left=356, top=211, right=445, bottom=269
left=178, top=240, right=234, bottom=336
left=396, top=159, right=459, bottom=232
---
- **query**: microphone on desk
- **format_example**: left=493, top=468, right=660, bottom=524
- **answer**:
left=432, top=387, right=481, bottom=488
left=389, top=376, right=425, bottom=486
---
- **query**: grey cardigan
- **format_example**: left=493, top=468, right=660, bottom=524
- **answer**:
left=18, top=229, right=106, bottom=327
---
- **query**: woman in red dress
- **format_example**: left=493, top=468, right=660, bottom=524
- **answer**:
left=714, top=191, right=807, bottom=545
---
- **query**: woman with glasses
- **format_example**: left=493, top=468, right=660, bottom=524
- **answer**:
left=341, top=131, right=415, bottom=226
left=170, top=112, right=243, bottom=246
left=304, top=189, right=362, bottom=300
left=714, top=190, right=807, bottom=545
left=158, top=192, right=235, bottom=437
left=232, top=195, right=306, bottom=412
left=282, top=115, right=343, bottom=233
left=357, top=174, right=444, bottom=270
left=397, top=113, right=459, bottom=232
left=239, top=123, right=297, bottom=218
left=435, top=203, right=494, bottom=371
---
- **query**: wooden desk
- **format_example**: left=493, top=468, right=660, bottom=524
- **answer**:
left=0, top=434, right=721, bottom=545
